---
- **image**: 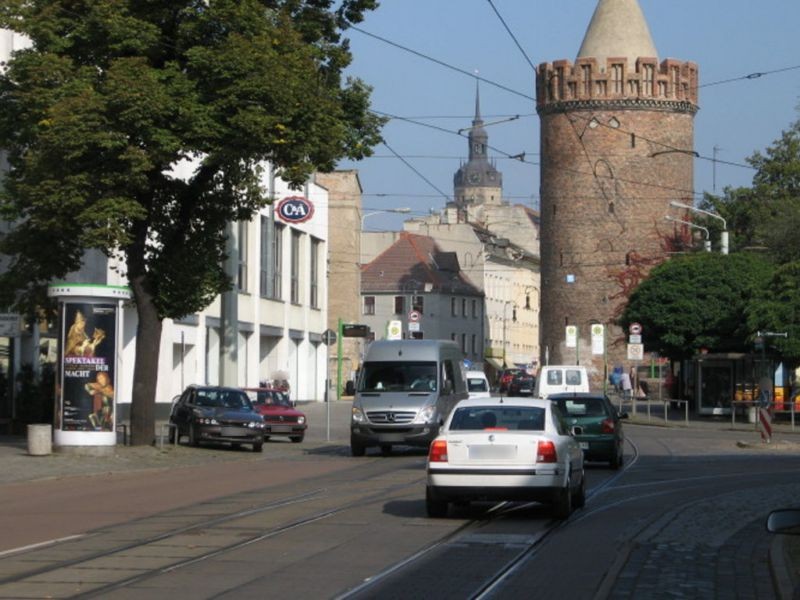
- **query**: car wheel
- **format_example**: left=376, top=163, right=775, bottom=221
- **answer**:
left=290, top=435, right=304, bottom=444
left=573, top=470, right=586, bottom=509
left=188, top=424, right=199, bottom=447
left=380, top=444, right=392, bottom=457
left=168, top=425, right=176, bottom=444
left=611, top=446, right=623, bottom=470
left=350, top=436, right=366, bottom=457
left=253, top=441, right=263, bottom=453
left=553, top=481, right=573, bottom=520
left=425, top=487, right=448, bottom=518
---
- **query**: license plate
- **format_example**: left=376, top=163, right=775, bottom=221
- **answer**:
left=270, top=425, right=292, bottom=433
left=469, top=445, right=516, bottom=459
left=580, top=442, right=589, bottom=450
left=221, top=427, right=248, bottom=437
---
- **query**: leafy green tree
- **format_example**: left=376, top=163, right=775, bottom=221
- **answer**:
left=620, top=253, right=773, bottom=361
left=701, top=116, right=800, bottom=260
left=746, top=261, right=800, bottom=360
left=0, top=0, right=384, bottom=444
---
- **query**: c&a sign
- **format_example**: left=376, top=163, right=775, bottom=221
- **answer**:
left=277, top=196, right=314, bottom=224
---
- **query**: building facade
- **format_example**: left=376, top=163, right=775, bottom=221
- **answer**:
left=537, top=0, right=698, bottom=380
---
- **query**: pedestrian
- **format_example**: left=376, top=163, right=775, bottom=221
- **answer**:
left=620, top=369, right=632, bottom=400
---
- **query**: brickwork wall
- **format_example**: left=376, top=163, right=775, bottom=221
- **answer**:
left=536, top=58, right=698, bottom=381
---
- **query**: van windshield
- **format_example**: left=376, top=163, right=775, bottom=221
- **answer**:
left=359, top=361, right=438, bottom=392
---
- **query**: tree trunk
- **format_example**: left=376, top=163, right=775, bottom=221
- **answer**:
left=129, top=273, right=163, bottom=446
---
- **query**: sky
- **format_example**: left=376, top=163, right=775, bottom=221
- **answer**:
left=337, top=0, right=800, bottom=232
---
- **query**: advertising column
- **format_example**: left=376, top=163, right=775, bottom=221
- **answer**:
left=48, top=284, right=132, bottom=447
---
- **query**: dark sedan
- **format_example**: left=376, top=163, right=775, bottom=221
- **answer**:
left=549, top=392, right=627, bottom=468
left=169, top=385, right=265, bottom=452
left=508, top=372, right=535, bottom=396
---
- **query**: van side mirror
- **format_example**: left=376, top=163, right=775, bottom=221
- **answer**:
left=767, top=509, right=800, bottom=534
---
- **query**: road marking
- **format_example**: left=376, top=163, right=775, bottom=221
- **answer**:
left=0, top=534, right=86, bottom=558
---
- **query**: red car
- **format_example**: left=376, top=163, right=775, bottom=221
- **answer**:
left=498, top=368, right=524, bottom=393
left=243, top=388, right=307, bottom=443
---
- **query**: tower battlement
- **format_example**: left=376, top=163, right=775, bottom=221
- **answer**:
left=536, top=57, right=699, bottom=113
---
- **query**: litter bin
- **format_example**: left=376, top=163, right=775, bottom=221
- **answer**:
left=748, top=406, right=757, bottom=424
left=27, top=424, right=52, bottom=456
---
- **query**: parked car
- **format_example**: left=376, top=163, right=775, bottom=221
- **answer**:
left=425, top=396, right=585, bottom=519
left=549, top=392, right=627, bottom=468
left=498, top=367, right=524, bottom=393
left=508, top=372, right=536, bottom=396
left=243, top=387, right=307, bottom=443
left=169, top=385, right=264, bottom=452
left=466, top=370, right=491, bottom=399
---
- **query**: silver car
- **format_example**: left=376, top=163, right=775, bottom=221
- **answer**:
left=425, top=397, right=585, bottom=519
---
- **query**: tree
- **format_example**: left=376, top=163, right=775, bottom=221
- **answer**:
left=620, top=253, right=773, bottom=362
left=746, top=261, right=800, bottom=360
left=0, top=0, right=385, bottom=444
left=701, top=116, right=800, bottom=260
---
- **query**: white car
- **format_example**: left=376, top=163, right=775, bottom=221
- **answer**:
left=466, top=370, right=491, bottom=399
left=425, top=397, right=585, bottom=519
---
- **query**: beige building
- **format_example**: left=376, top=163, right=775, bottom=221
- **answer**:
left=315, top=171, right=366, bottom=396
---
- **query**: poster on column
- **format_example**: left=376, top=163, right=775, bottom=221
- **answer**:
left=59, top=302, right=117, bottom=432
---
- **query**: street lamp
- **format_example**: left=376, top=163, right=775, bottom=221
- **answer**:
left=360, top=207, right=411, bottom=231
left=670, top=201, right=728, bottom=255
left=665, top=215, right=711, bottom=252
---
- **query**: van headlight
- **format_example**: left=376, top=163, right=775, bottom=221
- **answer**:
left=414, top=404, right=437, bottom=424
left=351, top=406, right=367, bottom=424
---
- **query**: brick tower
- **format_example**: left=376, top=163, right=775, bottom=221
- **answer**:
left=536, top=0, right=698, bottom=377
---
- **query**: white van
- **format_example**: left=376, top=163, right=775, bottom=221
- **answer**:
left=535, top=365, right=590, bottom=398
left=350, top=340, right=468, bottom=456
left=466, top=370, right=491, bottom=399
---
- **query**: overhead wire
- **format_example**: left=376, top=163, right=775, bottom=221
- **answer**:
left=486, top=0, right=537, bottom=73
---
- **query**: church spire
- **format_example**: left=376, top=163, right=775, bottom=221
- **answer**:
left=577, top=0, right=657, bottom=66
left=474, top=80, right=482, bottom=125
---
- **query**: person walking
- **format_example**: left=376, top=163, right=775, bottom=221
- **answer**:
left=621, top=369, right=632, bottom=400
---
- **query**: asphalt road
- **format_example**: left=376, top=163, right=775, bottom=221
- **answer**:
left=0, top=402, right=798, bottom=599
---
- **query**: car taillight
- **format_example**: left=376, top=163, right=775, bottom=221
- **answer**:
left=601, top=418, right=615, bottom=434
left=429, top=439, right=448, bottom=463
left=537, top=441, right=557, bottom=463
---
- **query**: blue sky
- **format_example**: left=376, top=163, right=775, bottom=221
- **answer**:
left=338, top=0, right=800, bottom=231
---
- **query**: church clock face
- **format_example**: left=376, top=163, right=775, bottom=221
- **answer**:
left=469, top=172, right=480, bottom=184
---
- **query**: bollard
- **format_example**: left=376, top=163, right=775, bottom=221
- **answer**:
left=27, top=424, right=52, bottom=456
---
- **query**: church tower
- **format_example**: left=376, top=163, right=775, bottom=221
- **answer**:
left=453, top=85, right=503, bottom=213
left=536, top=0, right=698, bottom=373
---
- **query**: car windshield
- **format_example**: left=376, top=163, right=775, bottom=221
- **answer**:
left=195, top=390, right=252, bottom=410
left=450, top=406, right=546, bottom=431
left=246, top=390, right=292, bottom=408
left=554, top=397, right=609, bottom=417
left=467, top=377, right=488, bottom=393
left=359, top=361, right=438, bottom=392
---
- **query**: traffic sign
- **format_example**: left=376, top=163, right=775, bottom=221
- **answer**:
left=629, top=322, right=642, bottom=335
left=629, top=334, right=642, bottom=344
left=322, top=329, right=337, bottom=346
left=408, top=310, right=421, bottom=323
left=387, top=320, right=402, bottom=340
left=627, top=343, right=644, bottom=361
left=342, top=323, right=370, bottom=337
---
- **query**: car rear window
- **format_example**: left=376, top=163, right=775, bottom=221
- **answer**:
left=467, top=377, right=488, bottom=393
left=450, top=406, right=545, bottom=431
left=555, top=397, right=608, bottom=417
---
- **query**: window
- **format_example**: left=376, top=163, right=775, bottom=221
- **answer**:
left=461, top=333, right=467, bottom=354
left=309, top=237, right=320, bottom=309
left=394, top=296, right=405, bottom=315
left=451, top=298, right=457, bottom=317
left=471, top=334, right=477, bottom=355
left=461, top=298, right=467, bottom=318
left=271, top=222, right=283, bottom=300
left=472, top=299, right=478, bottom=318
left=612, top=63, right=623, bottom=94
left=237, top=221, right=248, bottom=292
left=412, top=295, right=424, bottom=313
left=290, top=229, right=301, bottom=304
left=260, top=216, right=269, bottom=297
left=363, top=296, right=375, bottom=315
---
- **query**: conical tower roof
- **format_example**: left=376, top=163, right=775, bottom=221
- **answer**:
left=577, top=0, right=657, bottom=66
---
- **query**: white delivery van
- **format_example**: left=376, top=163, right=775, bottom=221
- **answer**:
left=350, top=340, right=468, bottom=456
left=535, top=365, right=590, bottom=398
left=466, top=370, right=491, bottom=399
